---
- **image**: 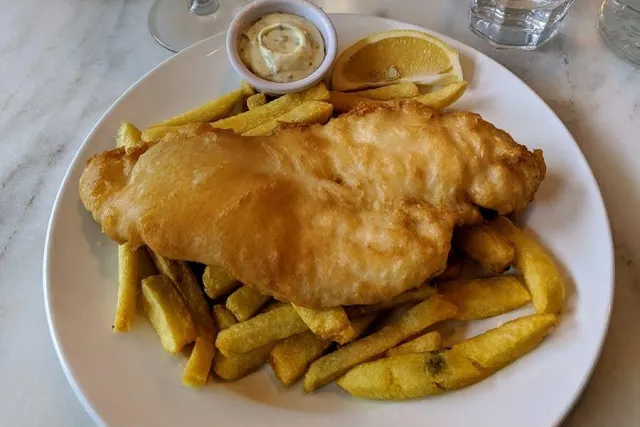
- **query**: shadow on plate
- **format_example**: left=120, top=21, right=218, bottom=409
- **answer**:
left=223, top=366, right=379, bottom=413
left=515, top=169, right=585, bottom=237
left=78, top=199, right=117, bottom=280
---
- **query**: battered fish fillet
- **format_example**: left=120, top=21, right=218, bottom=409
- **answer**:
left=79, top=101, right=545, bottom=308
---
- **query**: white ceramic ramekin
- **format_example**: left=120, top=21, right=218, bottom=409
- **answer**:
left=226, top=0, right=337, bottom=94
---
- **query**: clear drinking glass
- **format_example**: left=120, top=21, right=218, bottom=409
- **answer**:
left=469, top=0, right=575, bottom=49
left=599, top=0, right=640, bottom=65
left=149, top=0, right=250, bottom=52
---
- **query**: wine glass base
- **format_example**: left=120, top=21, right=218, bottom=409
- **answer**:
left=149, top=0, right=249, bottom=52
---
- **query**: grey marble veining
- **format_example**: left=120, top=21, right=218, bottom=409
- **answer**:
left=1, top=0, right=638, bottom=425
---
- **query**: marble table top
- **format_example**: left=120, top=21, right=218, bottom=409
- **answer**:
left=1, top=0, right=638, bottom=425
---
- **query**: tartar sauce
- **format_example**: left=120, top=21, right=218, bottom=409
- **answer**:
left=239, top=13, right=326, bottom=83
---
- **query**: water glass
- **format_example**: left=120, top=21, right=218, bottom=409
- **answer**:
left=469, top=0, right=575, bottom=49
left=599, top=0, right=640, bottom=65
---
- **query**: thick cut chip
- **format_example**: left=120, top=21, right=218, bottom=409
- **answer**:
left=270, top=315, right=376, bottom=386
left=213, top=343, right=275, bottom=380
left=113, top=243, right=141, bottom=332
left=116, top=121, right=143, bottom=149
left=292, top=305, right=355, bottom=343
left=489, top=217, right=565, bottom=314
left=212, top=302, right=271, bottom=380
left=438, top=276, right=531, bottom=320
left=210, top=82, right=329, bottom=134
left=386, top=331, right=441, bottom=357
left=202, top=265, right=239, bottom=300
left=148, top=252, right=216, bottom=340
left=215, top=304, right=308, bottom=354
left=182, top=338, right=216, bottom=388
left=242, top=101, right=333, bottom=136
left=338, top=314, right=557, bottom=399
left=246, top=93, right=267, bottom=110
left=270, top=332, right=332, bottom=386
left=149, top=82, right=253, bottom=128
left=212, top=304, right=238, bottom=330
left=147, top=252, right=217, bottom=384
left=141, top=123, right=210, bottom=144
left=141, top=275, right=197, bottom=353
left=226, top=285, right=271, bottom=321
left=304, top=295, right=457, bottom=391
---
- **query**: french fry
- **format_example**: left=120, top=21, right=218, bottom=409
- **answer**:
left=455, top=224, right=515, bottom=273
left=337, top=314, right=557, bottom=399
left=147, top=252, right=215, bottom=336
left=304, top=295, right=457, bottom=391
left=439, top=276, right=531, bottom=320
left=345, top=284, right=438, bottom=318
left=202, top=264, right=239, bottom=300
left=352, top=82, right=419, bottom=100
left=141, top=275, right=197, bottom=353
left=147, top=250, right=182, bottom=283
left=113, top=122, right=147, bottom=333
left=174, top=262, right=217, bottom=340
left=115, top=121, right=142, bottom=148
left=455, top=314, right=558, bottom=370
left=213, top=343, right=275, bottom=380
left=183, top=338, right=216, bottom=387
left=241, top=101, right=333, bottom=136
left=407, top=81, right=468, bottom=110
left=173, top=263, right=217, bottom=387
left=270, top=314, right=375, bottom=386
left=147, top=251, right=217, bottom=386
left=341, top=314, right=377, bottom=343
left=212, top=303, right=272, bottom=380
left=148, top=252, right=215, bottom=338
left=329, top=91, right=371, bottom=113
left=211, top=82, right=329, bottom=134
left=212, top=304, right=238, bottom=330
left=226, top=285, right=271, bottom=321
left=386, top=331, right=441, bottom=357
left=215, top=304, right=308, bottom=355
left=292, top=304, right=355, bottom=344
left=270, top=332, right=332, bottom=386
left=113, top=243, right=141, bottom=332
left=149, top=82, right=254, bottom=128
left=141, top=122, right=210, bottom=144
left=489, top=217, right=566, bottom=314
left=246, top=93, right=267, bottom=110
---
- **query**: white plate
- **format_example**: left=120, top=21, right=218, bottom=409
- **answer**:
left=44, top=14, right=613, bottom=427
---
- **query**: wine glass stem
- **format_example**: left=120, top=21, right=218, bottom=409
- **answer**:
left=189, top=0, right=220, bottom=16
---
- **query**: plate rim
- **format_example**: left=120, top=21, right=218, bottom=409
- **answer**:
left=43, top=13, right=615, bottom=427
left=43, top=30, right=231, bottom=427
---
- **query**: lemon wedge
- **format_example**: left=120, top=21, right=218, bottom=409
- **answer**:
left=331, top=30, right=463, bottom=92
left=411, top=81, right=468, bottom=110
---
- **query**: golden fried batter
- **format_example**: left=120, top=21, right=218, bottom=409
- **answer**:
left=79, top=101, right=545, bottom=307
